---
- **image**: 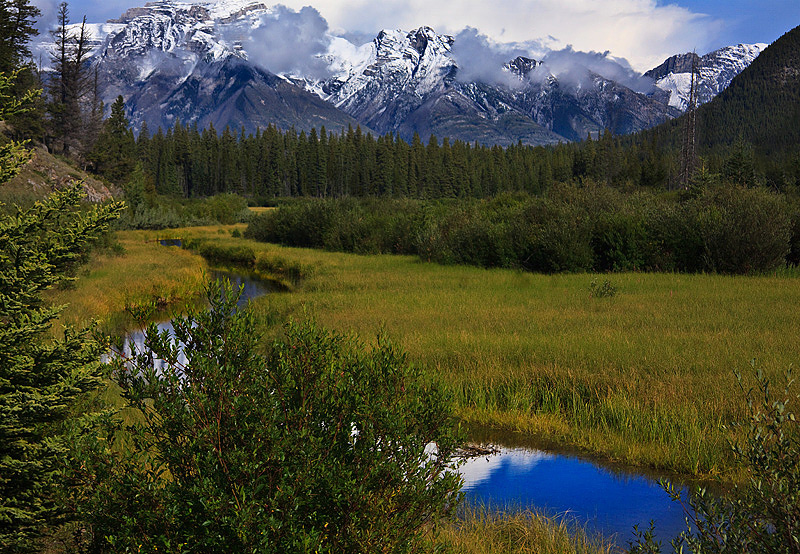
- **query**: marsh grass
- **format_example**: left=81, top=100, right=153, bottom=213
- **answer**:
left=435, top=504, right=615, bottom=554
left=51, top=226, right=800, bottom=479
left=48, top=228, right=212, bottom=335
left=238, top=240, right=800, bottom=478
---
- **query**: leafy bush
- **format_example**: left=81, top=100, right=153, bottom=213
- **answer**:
left=71, top=282, right=463, bottom=553
left=245, top=189, right=794, bottom=275
left=116, top=194, right=251, bottom=230
left=693, top=187, right=791, bottom=274
left=589, top=278, right=617, bottom=298
left=186, top=240, right=257, bottom=268
left=630, top=367, right=799, bottom=553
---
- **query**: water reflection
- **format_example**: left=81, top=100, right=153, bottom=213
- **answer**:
left=459, top=447, right=689, bottom=547
left=111, top=271, right=270, bottom=369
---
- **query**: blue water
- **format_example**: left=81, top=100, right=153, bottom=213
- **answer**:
left=116, top=264, right=694, bottom=548
left=114, top=271, right=270, bottom=366
left=459, top=447, right=690, bottom=548
left=158, top=238, right=183, bottom=247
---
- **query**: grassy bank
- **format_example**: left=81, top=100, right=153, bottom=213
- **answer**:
left=54, top=226, right=800, bottom=479
left=48, top=228, right=214, bottom=335
left=215, top=234, right=797, bottom=479
left=434, top=506, right=614, bottom=554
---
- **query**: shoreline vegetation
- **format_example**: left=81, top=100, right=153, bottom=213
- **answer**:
left=44, top=218, right=797, bottom=553
left=54, top=224, right=800, bottom=482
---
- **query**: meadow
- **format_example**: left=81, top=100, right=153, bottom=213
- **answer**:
left=55, top=224, right=800, bottom=481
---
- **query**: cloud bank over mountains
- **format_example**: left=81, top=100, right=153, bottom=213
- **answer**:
left=32, top=0, right=723, bottom=74
left=204, top=4, right=666, bottom=93
left=269, top=0, right=719, bottom=72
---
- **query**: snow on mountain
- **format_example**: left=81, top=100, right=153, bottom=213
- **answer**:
left=301, top=26, right=677, bottom=143
left=61, top=0, right=363, bottom=134
left=646, top=43, right=767, bottom=111
left=44, top=0, right=763, bottom=144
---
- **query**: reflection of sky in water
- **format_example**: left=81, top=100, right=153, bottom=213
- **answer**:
left=111, top=272, right=269, bottom=368
left=459, top=447, right=688, bottom=547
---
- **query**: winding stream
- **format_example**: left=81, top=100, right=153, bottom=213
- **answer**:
left=121, top=263, right=692, bottom=548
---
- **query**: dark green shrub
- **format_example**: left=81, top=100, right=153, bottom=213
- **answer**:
left=515, top=198, right=594, bottom=273
left=695, top=187, right=791, bottom=274
left=188, top=241, right=256, bottom=268
left=786, top=201, right=800, bottom=266
left=73, top=282, right=463, bottom=553
left=592, top=205, right=652, bottom=272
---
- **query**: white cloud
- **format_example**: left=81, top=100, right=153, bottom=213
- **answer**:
left=276, top=0, right=722, bottom=72
left=224, top=5, right=333, bottom=79
left=41, top=0, right=724, bottom=73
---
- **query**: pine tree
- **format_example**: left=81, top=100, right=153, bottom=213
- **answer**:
left=88, top=95, right=136, bottom=183
left=0, top=70, right=123, bottom=553
left=0, top=0, right=41, bottom=73
left=47, top=3, right=92, bottom=157
left=0, top=70, right=37, bottom=182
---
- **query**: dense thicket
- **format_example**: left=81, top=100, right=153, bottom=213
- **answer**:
left=246, top=186, right=795, bottom=275
left=70, top=283, right=462, bottom=553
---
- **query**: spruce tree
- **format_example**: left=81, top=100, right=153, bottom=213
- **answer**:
left=0, top=0, right=41, bottom=73
left=0, top=70, right=123, bottom=552
left=88, top=95, right=136, bottom=183
left=47, top=4, right=92, bottom=157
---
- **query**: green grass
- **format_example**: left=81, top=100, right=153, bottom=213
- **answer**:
left=54, top=225, right=800, bottom=479
left=49, top=227, right=213, bottom=335
left=434, top=505, right=615, bottom=554
left=236, top=239, right=799, bottom=479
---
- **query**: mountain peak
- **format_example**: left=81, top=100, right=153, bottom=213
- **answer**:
left=647, top=42, right=767, bottom=110
left=504, top=56, right=539, bottom=77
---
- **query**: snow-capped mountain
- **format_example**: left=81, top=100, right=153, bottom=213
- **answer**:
left=302, top=26, right=679, bottom=143
left=646, top=43, right=767, bottom=110
left=75, top=0, right=363, bottom=134
left=53, top=0, right=764, bottom=145
left=295, top=27, right=564, bottom=145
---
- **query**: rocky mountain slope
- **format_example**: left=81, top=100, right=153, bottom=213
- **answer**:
left=85, top=0, right=364, bottom=135
left=304, top=27, right=678, bottom=144
left=59, top=0, right=766, bottom=145
left=646, top=43, right=767, bottom=110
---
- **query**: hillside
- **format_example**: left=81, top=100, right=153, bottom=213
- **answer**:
left=1, top=146, right=115, bottom=209
left=696, top=25, right=800, bottom=153
left=640, top=25, right=800, bottom=157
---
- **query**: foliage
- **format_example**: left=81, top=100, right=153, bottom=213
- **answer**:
left=46, top=2, right=93, bottom=158
left=186, top=239, right=256, bottom=267
left=72, top=281, right=463, bottom=553
left=115, top=193, right=250, bottom=230
left=87, top=95, right=136, bottom=183
left=0, top=184, right=121, bottom=552
left=629, top=367, right=800, bottom=554
left=247, top=186, right=793, bottom=275
left=589, top=279, right=617, bottom=298
left=0, top=0, right=40, bottom=73
left=0, top=70, right=39, bottom=182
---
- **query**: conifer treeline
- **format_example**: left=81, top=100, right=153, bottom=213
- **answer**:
left=133, top=120, right=800, bottom=200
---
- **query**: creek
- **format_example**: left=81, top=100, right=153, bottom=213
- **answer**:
left=459, top=442, right=690, bottom=548
left=121, top=262, right=692, bottom=548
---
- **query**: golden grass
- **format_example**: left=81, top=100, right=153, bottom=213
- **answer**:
left=236, top=239, right=800, bottom=478
left=52, top=225, right=800, bottom=479
left=48, top=228, right=214, bottom=335
left=435, top=505, right=615, bottom=554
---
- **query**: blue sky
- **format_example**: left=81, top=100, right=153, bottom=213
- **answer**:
left=666, top=0, right=800, bottom=48
left=33, top=0, right=800, bottom=72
